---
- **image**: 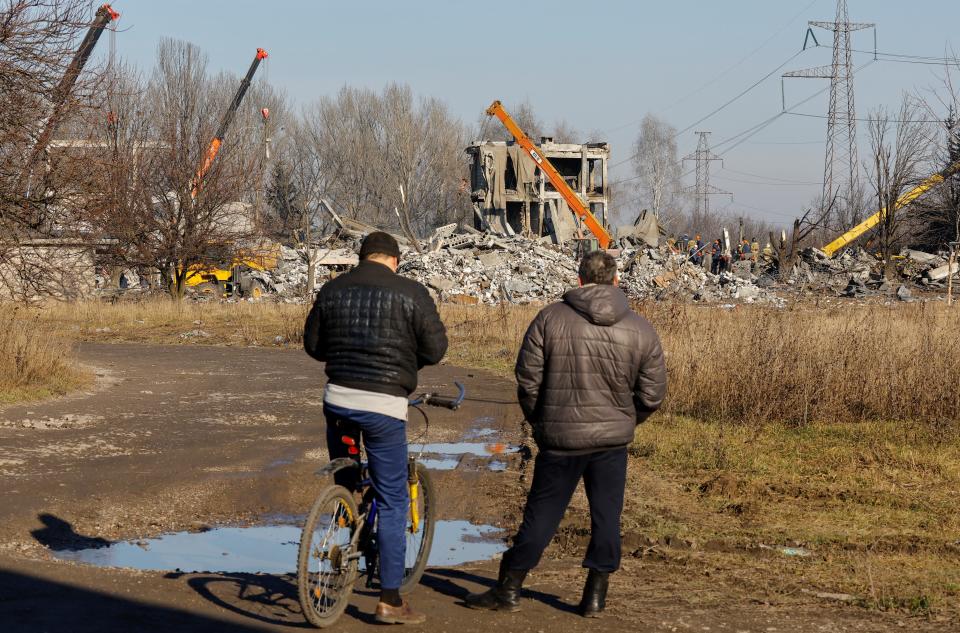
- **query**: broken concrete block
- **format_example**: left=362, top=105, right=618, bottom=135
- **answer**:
left=504, top=279, right=536, bottom=294
left=927, top=262, right=959, bottom=281
left=428, top=277, right=456, bottom=292
left=902, top=249, right=941, bottom=266
left=477, top=252, right=505, bottom=269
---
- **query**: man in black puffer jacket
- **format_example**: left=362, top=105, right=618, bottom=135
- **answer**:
left=304, top=232, right=447, bottom=625
left=466, top=250, right=666, bottom=618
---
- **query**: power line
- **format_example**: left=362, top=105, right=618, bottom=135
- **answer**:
left=747, top=139, right=824, bottom=145
left=721, top=166, right=821, bottom=184
left=612, top=56, right=871, bottom=174
left=609, top=58, right=879, bottom=190
left=673, top=49, right=807, bottom=140
left=714, top=175, right=822, bottom=187
left=601, top=0, right=820, bottom=135
left=610, top=48, right=809, bottom=170
left=845, top=45, right=960, bottom=66
left=735, top=201, right=806, bottom=220
left=784, top=111, right=948, bottom=123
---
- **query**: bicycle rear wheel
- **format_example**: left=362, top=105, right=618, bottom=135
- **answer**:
left=298, top=485, right=359, bottom=628
left=399, top=462, right=436, bottom=594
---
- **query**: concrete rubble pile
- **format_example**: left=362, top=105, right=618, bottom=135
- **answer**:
left=107, top=218, right=960, bottom=306
left=790, top=246, right=959, bottom=300
left=248, top=225, right=786, bottom=306
left=399, top=234, right=579, bottom=304
left=617, top=246, right=785, bottom=306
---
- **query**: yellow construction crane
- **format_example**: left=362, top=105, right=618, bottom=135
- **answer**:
left=822, top=158, right=960, bottom=256
left=485, top=100, right=612, bottom=249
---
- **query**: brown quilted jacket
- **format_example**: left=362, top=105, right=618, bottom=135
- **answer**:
left=515, top=284, right=667, bottom=453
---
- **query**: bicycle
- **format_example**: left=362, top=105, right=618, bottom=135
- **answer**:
left=297, top=382, right=466, bottom=628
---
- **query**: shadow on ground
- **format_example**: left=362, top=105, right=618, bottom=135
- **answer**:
left=177, top=572, right=310, bottom=629
left=421, top=568, right=579, bottom=614
left=30, top=513, right=110, bottom=551
left=0, top=568, right=268, bottom=633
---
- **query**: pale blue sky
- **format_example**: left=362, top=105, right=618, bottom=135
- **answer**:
left=101, top=1, right=959, bottom=226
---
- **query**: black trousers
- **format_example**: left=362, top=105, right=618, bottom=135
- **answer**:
left=502, top=447, right=628, bottom=573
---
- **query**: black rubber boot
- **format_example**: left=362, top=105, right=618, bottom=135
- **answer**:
left=464, top=560, right=528, bottom=612
left=578, top=569, right=609, bottom=617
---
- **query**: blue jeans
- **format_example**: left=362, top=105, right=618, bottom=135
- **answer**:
left=324, top=403, right=408, bottom=591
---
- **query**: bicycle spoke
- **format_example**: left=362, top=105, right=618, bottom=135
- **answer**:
left=308, top=500, right=353, bottom=616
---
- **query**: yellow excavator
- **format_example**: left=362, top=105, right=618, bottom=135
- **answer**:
left=822, top=158, right=960, bottom=257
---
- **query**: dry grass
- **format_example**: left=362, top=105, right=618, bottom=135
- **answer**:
left=21, top=298, right=960, bottom=425
left=615, top=416, right=960, bottom=618
left=0, top=306, right=90, bottom=403
left=646, top=301, right=960, bottom=425
left=445, top=300, right=960, bottom=426
left=33, top=299, right=307, bottom=348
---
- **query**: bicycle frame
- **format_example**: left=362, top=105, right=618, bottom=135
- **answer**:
left=311, top=382, right=465, bottom=586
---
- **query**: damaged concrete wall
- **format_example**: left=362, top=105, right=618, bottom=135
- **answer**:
left=466, top=139, right=610, bottom=243
left=0, top=239, right=97, bottom=301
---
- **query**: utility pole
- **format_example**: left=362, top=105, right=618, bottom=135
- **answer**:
left=682, top=131, right=729, bottom=224
left=784, top=0, right=874, bottom=225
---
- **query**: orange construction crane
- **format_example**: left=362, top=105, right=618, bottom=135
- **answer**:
left=190, top=47, right=268, bottom=198
left=485, top=100, right=612, bottom=249
left=21, top=3, right=120, bottom=192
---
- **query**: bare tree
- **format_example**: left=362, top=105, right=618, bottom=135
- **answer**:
left=276, top=127, right=336, bottom=296
left=865, top=97, right=934, bottom=277
left=913, top=51, right=960, bottom=251
left=632, top=114, right=682, bottom=225
left=477, top=99, right=543, bottom=143
left=550, top=118, right=579, bottom=144
left=89, top=39, right=262, bottom=300
left=294, top=83, right=468, bottom=236
left=0, top=1, right=107, bottom=298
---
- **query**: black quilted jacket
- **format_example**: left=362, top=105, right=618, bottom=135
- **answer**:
left=303, top=260, right=448, bottom=397
left=515, top=284, right=667, bottom=453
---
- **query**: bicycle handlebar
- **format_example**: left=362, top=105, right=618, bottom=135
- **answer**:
left=409, top=381, right=465, bottom=410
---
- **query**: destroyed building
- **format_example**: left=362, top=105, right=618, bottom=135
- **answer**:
left=466, top=138, right=610, bottom=244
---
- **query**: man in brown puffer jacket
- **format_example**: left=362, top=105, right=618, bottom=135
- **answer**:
left=466, top=250, right=667, bottom=617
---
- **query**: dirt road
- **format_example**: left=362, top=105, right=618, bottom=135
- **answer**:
left=0, top=344, right=938, bottom=632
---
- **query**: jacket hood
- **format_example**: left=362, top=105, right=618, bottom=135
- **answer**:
left=562, top=284, right=631, bottom=326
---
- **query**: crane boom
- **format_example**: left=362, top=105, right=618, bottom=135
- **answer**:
left=21, top=3, right=119, bottom=187
left=485, top=100, right=612, bottom=249
left=822, top=158, right=960, bottom=256
left=190, top=48, right=268, bottom=198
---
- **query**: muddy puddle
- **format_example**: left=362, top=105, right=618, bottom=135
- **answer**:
left=52, top=520, right=506, bottom=574
left=412, top=428, right=519, bottom=471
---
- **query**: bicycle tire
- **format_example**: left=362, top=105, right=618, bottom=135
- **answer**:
left=399, top=462, right=436, bottom=594
left=298, top=485, right=359, bottom=629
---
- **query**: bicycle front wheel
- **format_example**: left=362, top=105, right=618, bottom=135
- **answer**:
left=298, top=485, right=359, bottom=628
left=399, top=462, right=436, bottom=594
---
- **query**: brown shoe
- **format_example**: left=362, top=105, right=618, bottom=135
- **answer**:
left=374, top=600, right=427, bottom=625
